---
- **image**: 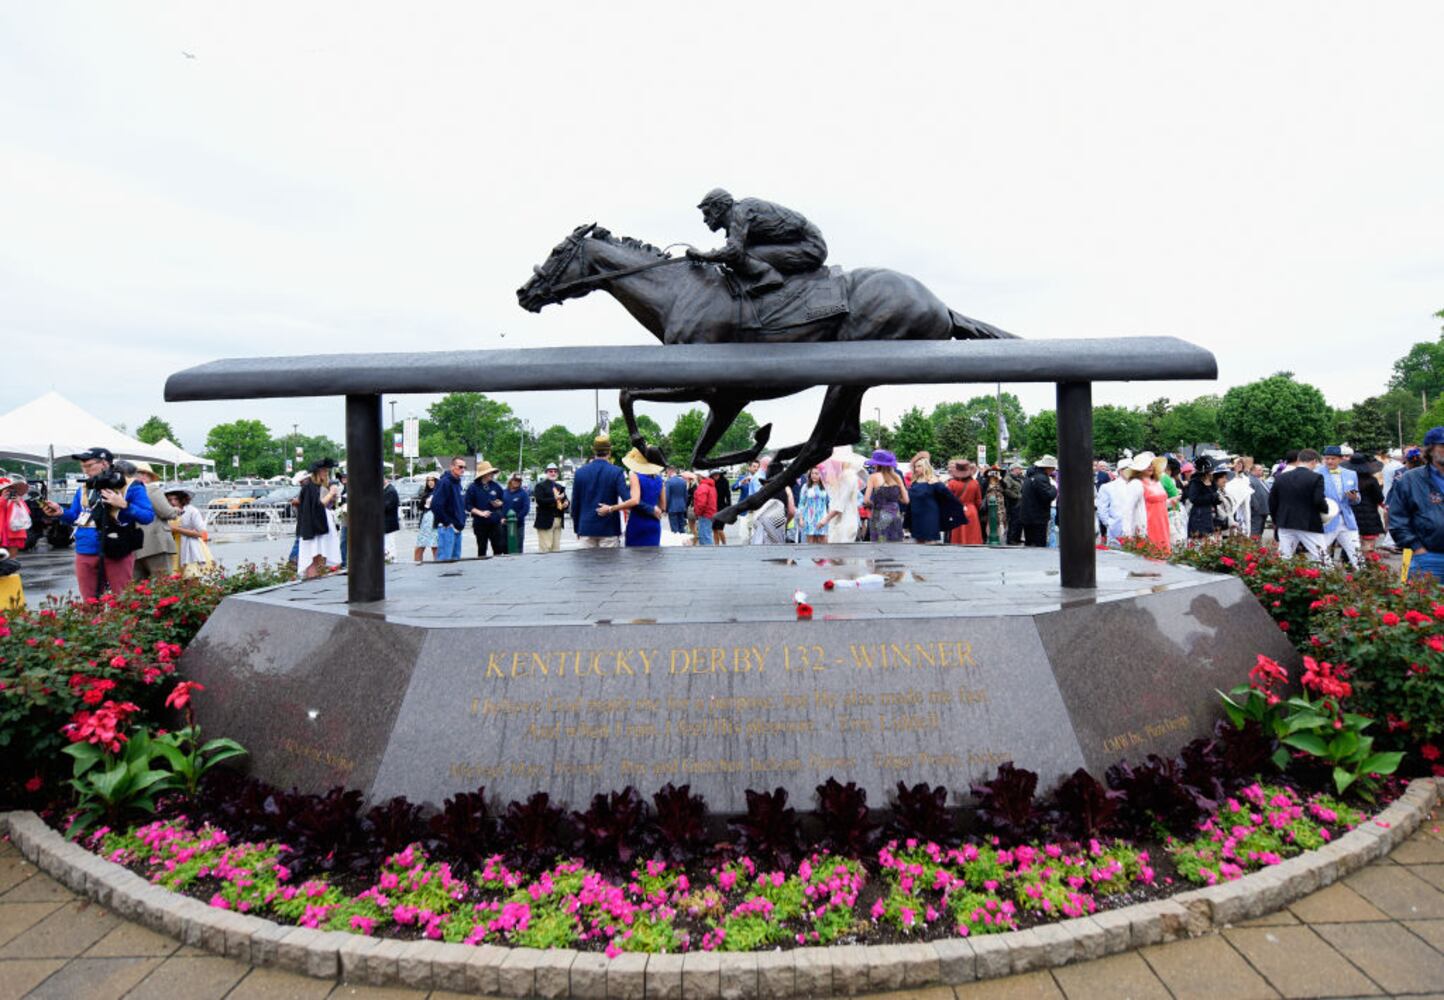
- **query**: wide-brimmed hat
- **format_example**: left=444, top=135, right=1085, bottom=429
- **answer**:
left=869, top=449, right=898, bottom=468
left=1120, top=451, right=1164, bottom=480
left=545, top=463, right=559, bottom=472
left=131, top=461, right=157, bottom=477
left=292, top=470, right=311, bottom=485
left=0, top=476, right=26, bottom=495
left=621, top=447, right=663, bottom=476
left=164, top=488, right=193, bottom=502
left=308, top=456, right=338, bottom=473
left=1322, top=445, right=1343, bottom=457
left=475, top=461, right=498, bottom=478
left=1033, top=454, right=1058, bottom=469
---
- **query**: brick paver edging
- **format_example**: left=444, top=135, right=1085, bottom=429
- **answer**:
left=3, top=776, right=1439, bottom=998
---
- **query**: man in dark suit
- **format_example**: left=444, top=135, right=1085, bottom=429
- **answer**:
left=1246, top=463, right=1271, bottom=540
left=1269, top=448, right=1329, bottom=561
left=571, top=436, right=628, bottom=548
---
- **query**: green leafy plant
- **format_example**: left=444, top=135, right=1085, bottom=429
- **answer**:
left=1221, top=654, right=1403, bottom=798
left=150, top=681, right=247, bottom=798
left=63, top=729, right=178, bottom=836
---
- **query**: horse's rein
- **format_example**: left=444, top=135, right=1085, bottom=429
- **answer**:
left=545, top=241, right=701, bottom=297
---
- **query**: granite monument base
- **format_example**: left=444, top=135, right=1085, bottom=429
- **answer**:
left=180, top=546, right=1297, bottom=813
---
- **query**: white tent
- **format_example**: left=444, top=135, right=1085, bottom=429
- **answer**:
left=147, top=438, right=214, bottom=469
left=0, top=391, right=181, bottom=474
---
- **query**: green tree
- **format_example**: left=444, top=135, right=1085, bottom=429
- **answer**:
left=934, top=412, right=975, bottom=464
left=890, top=406, right=936, bottom=462
left=425, top=392, right=519, bottom=460
left=607, top=414, right=665, bottom=465
left=205, top=419, right=276, bottom=478
left=1141, top=397, right=1172, bottom=452
left=1414, top=397, right=1444, bottom=442
left=1336, top=397, right=1393, bottom=455
left=928, top=394, right=1027, bottom=465
left=1388, top=328, right=1444, bottom=400
left=1376, top=387, right=1423, bottom=447
left=1217, top=373, right=1333, bottom=464
left=1090, top=405, right=1147, bottom=460
left=716, top=411, right=761, bottom=457
left=1154, top=395, right=1221, bottom=455
left=665, top=409, right=707, bottom=467
left=135, top=416, right=176, bottom=445
left=534, top=424, right=585, bottom=466
left=857, top=419, right=892, bottom=451
left=1024, top=409, right=1057, bottom=460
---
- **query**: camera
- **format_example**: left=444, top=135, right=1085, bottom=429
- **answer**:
left=87, top=469, right=126, bottom=492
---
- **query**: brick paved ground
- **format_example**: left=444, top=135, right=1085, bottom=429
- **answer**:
left=2, top=811, right=1442, bottom=999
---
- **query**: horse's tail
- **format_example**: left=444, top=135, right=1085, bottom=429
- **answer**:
left=950, top=309, right=1017, bottom=340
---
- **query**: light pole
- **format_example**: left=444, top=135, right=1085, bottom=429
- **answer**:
left=874, top=406, right=883, bottom=448
left=517, top=420, right=531, bottom=474
left=389, top=399, right=397, bottom=427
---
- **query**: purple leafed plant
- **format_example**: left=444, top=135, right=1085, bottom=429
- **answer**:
left=814, top=778, right=877, bottom=856
left=972, top=763, right=1041, bottom=844
left=575, top=786, right=650, bottom=870
left=888, top=781, right=953, bottom=844
left=651, top=783, right=709, bottom=862
left=730, top=787, right=802, bottom=868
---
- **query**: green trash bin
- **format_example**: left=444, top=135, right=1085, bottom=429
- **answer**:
left=505, top=510, right=519, bottom=554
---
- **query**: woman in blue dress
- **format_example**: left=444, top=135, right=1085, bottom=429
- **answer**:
left=907, top=457, right=967, bottom=543
left=621, top=448, right=665, bottom=547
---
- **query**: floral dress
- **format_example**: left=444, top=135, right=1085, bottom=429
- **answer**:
left=797, top=484, right=830, bottom=537
left=870, top=484, right=905, bottom=542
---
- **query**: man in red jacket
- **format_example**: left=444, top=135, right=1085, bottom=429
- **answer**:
left=693, top=472, right=718, bottom=546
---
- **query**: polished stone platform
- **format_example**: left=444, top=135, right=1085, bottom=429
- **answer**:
left=240, top=544, right=1236, bottom=626
left=182, top=546, right=1298, bottom=813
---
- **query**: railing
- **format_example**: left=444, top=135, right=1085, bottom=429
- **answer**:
left=201, top=506, right=285, bottom=540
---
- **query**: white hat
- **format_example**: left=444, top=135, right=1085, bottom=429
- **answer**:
left=1322, top=497, right=1340, bottom=523
left=1033, top=454, right=1058, bottom=469
left=1120, top=451, right=1164, bottom=480
left=292, top=470, right=311, bottom=485
left=1340, top=445, right=1354, bottom=457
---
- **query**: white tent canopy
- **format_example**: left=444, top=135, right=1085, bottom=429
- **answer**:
left=146, top=437, right=214, bottom=468
left=0, top=391, right=183, bottom=467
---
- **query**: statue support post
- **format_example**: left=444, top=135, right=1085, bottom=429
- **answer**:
left=345, top=393, right=385, bottom=603
left=1056, top=380, right=1096, bottom=588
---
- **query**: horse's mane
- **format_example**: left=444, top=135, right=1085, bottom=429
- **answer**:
left=590, top=226, right=668, bottom=258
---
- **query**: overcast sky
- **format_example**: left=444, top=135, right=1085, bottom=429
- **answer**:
left=2, top=2, right=1441, bottom=459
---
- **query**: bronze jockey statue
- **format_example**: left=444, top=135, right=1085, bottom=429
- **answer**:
left=687, top=188, right=828, bottom=296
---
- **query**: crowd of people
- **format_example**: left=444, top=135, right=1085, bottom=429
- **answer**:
left=13, top=427, right=1444, bottom=603
left=0, top=447, right=217, bottom=603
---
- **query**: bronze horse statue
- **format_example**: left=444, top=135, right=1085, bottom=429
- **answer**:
left=517, top=223, right=1014, bottom=525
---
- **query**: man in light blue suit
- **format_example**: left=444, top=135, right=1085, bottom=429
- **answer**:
left=1320, top=445, right=1361, bottom=567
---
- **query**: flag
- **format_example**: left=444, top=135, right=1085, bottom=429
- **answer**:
left=998, top=410, right=1010, bottom=452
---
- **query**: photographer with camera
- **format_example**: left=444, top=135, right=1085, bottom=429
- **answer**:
left=41, top=447, right=154, bottom=599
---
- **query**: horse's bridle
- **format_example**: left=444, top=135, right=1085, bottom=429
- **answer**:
left=535, top=225, right=694, bottom=303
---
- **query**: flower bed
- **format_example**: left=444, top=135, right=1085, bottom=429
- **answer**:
left=0, top=563, right=294, bottom=806
left=75, top=781, right=1363, bottom=955
left=1141, top=536, right=1443, bottom=770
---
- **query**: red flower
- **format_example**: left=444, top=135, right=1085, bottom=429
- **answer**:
left=1405, top=610, right=1433, bottom=626
left=1382, top=612, right=1401, bottom=627
left=24, top=775, right=42, bottom=793
left=109, top=654, right=127, bottom=668
left=1342, top=606, right=1360, bottom=618
left=1420, top=744, right=1440, bottom=762
left=165, top=680, right=205, bottom=710
left=1427, top=635, right=1444, bottom=654
left=1431, top=603, right=1444, bottom=619
left=795, top=603, right=814, bottom=620
left=1278, top=621, right=1290, bottom=631
left=156, top=595, right=181, bottom=609
left=1220, top=556, right=1236, bottom=567
left=61, top=700, right=140, bottom=753
left=1410, top=662, right=1431, bottom=676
